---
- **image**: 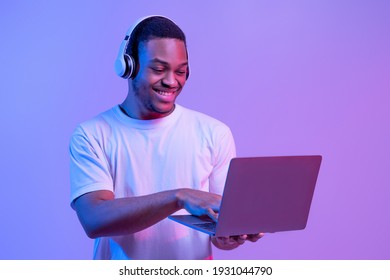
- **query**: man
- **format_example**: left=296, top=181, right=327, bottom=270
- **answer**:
left=70, top=16, right=262, bottom=260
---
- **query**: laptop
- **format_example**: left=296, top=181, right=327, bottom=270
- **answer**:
left=169, top=155, right=322, bottom=237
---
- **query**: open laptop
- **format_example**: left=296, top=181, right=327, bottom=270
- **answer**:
left=169, top=155, right=322, bottom=237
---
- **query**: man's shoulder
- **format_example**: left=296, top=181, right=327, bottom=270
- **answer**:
left=72, top=106, right=119, bottom=137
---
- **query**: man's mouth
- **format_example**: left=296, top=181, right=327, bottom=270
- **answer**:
left=154, top=89, right=177, bottom=96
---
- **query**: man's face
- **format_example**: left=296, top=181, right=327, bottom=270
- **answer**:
left=131, top=38, right=188, bottom=119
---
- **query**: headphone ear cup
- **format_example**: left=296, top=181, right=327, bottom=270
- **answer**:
left=114, top=55, right=127, bottom=78
left=114, top=35, right=134, bottom=79
left=123, top=54, right=136, bottom=79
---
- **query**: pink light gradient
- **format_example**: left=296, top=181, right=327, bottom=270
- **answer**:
left=0, top=0, right=389, bottom=259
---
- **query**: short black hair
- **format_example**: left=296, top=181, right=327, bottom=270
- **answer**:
left=126, top=16, right=187, bottom=64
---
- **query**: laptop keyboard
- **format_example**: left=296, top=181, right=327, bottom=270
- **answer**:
left=194, top=222, right=216, bottom=232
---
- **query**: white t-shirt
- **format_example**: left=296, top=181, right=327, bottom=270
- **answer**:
left=69, top=104, right=236, bottom=259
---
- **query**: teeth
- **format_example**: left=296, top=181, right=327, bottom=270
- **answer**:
left=156, top=91, right=174, bottom=96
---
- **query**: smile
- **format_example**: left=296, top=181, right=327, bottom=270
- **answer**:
left=154, top=90, right=176, bottom=96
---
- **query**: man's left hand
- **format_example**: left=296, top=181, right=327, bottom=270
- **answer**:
left=211, top=233, right=264, bottom=250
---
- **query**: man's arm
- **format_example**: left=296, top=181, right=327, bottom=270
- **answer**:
left=73, top=188, right=221, bottom=238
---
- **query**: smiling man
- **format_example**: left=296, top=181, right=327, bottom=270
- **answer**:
left=69, top=16, right=262, bottom=260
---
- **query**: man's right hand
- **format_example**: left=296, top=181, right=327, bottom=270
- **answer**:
left=175, top=189, right=221, bottom=221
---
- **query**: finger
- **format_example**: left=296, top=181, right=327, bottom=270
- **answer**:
left=247, top=233, right=265, bottom=242
left=213, top=236, right=236, bottom=247
left=238, top=234, right=248, bottom=241
left=205, top=208, right=219, bottom=222
left=214, top=236, right=229, bottom=244
left=227, top=235, right=247, bottom=245
left=236, top=235, right=247, bottom=245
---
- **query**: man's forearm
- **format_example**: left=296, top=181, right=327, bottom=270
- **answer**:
left=74, top=188, right=222, bottom=238
left=74, top=189, right=181, bottom=238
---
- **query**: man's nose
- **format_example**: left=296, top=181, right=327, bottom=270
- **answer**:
left=162, top=71, right=177, bottom=87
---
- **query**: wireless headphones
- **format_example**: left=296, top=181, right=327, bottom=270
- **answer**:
left=114, top=15, right=189, bottom=80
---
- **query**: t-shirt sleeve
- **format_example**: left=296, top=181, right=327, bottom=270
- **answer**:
left=209, top=126, right=236, bottom=195
left=69, top=125, right=114, bottom=205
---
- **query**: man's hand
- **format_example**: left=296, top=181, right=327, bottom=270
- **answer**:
left=175, top=189, right=221, bottom=221
left=211, top=233, right=264, bottom=250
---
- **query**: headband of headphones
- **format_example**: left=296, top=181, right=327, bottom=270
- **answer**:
left=114, top=15, right=189, bottom=80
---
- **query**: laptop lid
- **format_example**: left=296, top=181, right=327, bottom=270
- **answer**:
left=169, top=155, right=322, bottom=237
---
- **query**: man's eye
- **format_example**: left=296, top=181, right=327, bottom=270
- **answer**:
left=176, top=70, right=186, bottom=76
left=151, top=68, right=164, bottom=73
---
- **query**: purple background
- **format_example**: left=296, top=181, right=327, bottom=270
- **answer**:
left=1, top=0, right=389, bottom=259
